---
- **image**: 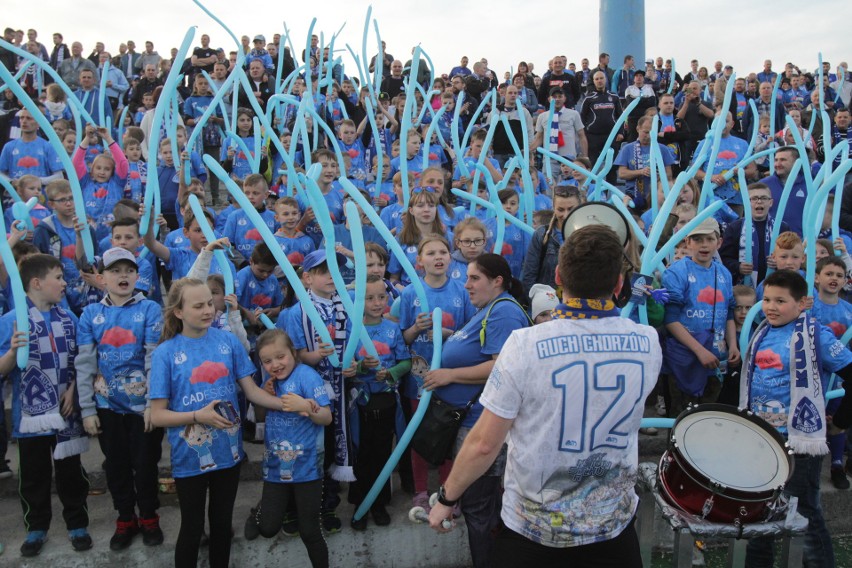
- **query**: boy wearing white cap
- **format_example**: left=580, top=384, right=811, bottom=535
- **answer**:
left=76, top=247, right=165, bottom=550
left=662, top=218, right=740, bottom=415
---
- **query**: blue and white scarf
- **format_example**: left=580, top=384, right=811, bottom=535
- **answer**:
left=738, top=216, right=776, bottom=285
left=552, top=298, right=620, bottom=320
left=20, top=299, right=88, bottom=459
left=740, top=312, right=827, bottom=456
left=300, top=290, right=354, bottom=481
left=549, top=110, right=562, bottom=153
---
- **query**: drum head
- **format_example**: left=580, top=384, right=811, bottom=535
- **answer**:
left=673, top=408, right=790, bottom=492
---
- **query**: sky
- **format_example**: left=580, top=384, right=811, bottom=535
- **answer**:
left=6, top=0, right=851, bottom=81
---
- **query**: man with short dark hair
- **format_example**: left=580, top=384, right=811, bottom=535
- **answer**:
left=49, top=32, right=70, bottom=70
left=537, top=56, right=580, bottom=108
left=191, top=34, right=217, bottom=76
left=119, top=40, right=140, bottom=79
left=762, top=146, right=809, bottom=235
left=430, top=224, right=662, bottom=568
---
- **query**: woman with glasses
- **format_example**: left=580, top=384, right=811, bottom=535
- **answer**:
left=520, top=187, right=583, bottom=293
left=422, top=254, right=532, bottom=568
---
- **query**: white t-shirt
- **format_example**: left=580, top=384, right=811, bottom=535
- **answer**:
left=535, top=107, right=584, bottom=158
left=481, top=316, right=662, bottom=548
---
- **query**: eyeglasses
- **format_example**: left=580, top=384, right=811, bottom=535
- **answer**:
left=50, top=197, right=74, bottom=204
left=457, top=238, right=485, bottom=247
left=412, top=186, right=437, bottom=194
left=749, top=196, right=771, bottom=203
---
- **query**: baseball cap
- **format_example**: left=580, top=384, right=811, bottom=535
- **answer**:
left=101, top=247, right=137, bottom=269
left=724, top=65, right=733, bottom=70
left=549, top=86, right=565, bottom=97
left=645, top=59, right=653, bottom=65
left=301, top=249, right=348, bottom=273
left=253, top=34, right=265, bottom=43
left=687, top=217, right=720, bottom=238
left=633, top=69, right=645, bottom=76
left=529, top=284, right=559, bottom=319
left=378, top=92, right=390, bottom=101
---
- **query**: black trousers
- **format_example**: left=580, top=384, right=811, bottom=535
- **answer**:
left=97, top=408, right=164, bottom=517
left=258, top=480, right=328, bottom=567
left=173, top=462, right=241, bottom=568
left=492, top=519, right=642, bottom=568
left=18, top=435, right=89, bottom=532
left=348, top=393, right=396, bottom=506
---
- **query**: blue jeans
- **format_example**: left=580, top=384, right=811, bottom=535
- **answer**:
left=746, top=454, right=834, bottom=568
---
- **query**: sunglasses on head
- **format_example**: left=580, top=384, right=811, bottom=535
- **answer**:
left=412, top=186, right=437, bottom=194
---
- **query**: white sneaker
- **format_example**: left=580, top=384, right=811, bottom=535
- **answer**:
left=655, top=395, right=667, bottom=417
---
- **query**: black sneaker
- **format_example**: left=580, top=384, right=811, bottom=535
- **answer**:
left=350, top=515, right=367, bottom=531
left=110, top=516, right=138, bottom=551
left=322, top=512, right=342, bottom=534
left=69, top=528, right=93, bottom=552
left=139, top=514, right=164, bottom=546
left=20, top=531, right=47, bottom=557
left=831, top=467, right=850, bottom=490
left=244, top=507, right=261, bottom=541
left=281, top=513, right=299, bottom=537
left=0, top=460, right=12, bottom=479
left=371, top=504, right=391, bottom=526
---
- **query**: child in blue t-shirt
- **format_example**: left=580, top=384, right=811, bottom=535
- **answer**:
left=273, top=197, right=315, bottom=267
left=149, top=278, right=288, bottom=568
left=221, top=108, right=267, bottom=182
left=742, top=270, right=852, bottom=566
left=143, top=207, right=236, bottom=281
left=75, top=248, right=164, bottom=549
left=222, top=174, right=277, bottom=259
left=343, top=275, right=411, bottom=530
left=3, top=175, right=51, bottom=239
left=0, top=254, right=91, bottom=556
left=235, top=242, right=284, bottom=330
left=812, top=256, right=852, bottom=488
left=243, top=329, right=331, bottom=566
left=284, top=249, right=352, bottom=533
left=122, top=139, right=147, bottom=202
left=484, top=189, right=531, bottom=279
left=398, top=236, right=475, bottom=509
left=73, top=125, right=129, bottom=242
left=663, top=218, right=739, bottom=415
left=388, top=130, right=426, bottom=179
left=295, top=149, right=345, bottom=247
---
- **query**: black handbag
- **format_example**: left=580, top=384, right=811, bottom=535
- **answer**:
left=411, top=391, right=480, bottom=466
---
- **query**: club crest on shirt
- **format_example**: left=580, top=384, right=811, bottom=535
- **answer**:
left=93, top=313, right=106, bottom=325
left=219, top=343, right=232, bottom=355
left=133, top=312, right=144, bottom=322
left=174, top=351, right=188, bottom=365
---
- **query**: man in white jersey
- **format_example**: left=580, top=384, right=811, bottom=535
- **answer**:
left=430, top=225, right=662, bottom=567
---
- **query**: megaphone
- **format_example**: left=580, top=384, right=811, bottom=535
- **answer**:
left=561, top=202, right=631, bottom=246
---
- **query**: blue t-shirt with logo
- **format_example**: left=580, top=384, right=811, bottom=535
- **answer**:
left=0, top=137, right=63, bottom=180
left=149, top=328, right=256, bottom=478
left=693, top=135, right=749, bottom=205
left=353, top=319, right=410, bottom=398
left=812, top=297, right=852, bottom=339
left=296, top=189, right=345, bottom=247
left=77, top=298, right=162, bottom=414
left=663, top=257, right=735, bottom=357
left=166, top=246, right=236, bottom=281
left=436, top=293, right=530, bottom=427
left=747, top=321, right=852, bottom=435
left=222, top=207, right=277, bottom=258
left=263, top=364, right=330, bottom=483
left=235, top=266, right=284, bottom=313
left=398, top=278, right=476, bottom=399
left=320, top=224, right=386, bottom=284
left=484, top=219, right=531, bottom=279
left=274, top=231, right=315, bottom=267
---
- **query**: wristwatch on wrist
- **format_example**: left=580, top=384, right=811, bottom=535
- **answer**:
left=437, top=485, right=458, bottom=507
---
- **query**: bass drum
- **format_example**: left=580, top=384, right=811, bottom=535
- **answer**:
left=658, top=404, right=793, bottom=524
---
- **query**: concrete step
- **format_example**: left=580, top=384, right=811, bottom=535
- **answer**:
left=2, top=415, right=852, bottom=566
